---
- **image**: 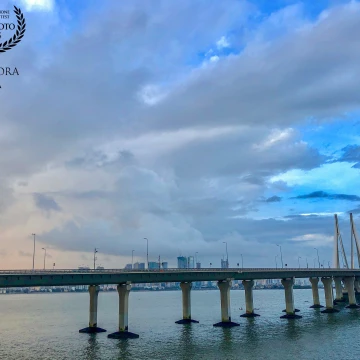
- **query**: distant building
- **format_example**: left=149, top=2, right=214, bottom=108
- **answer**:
left=148, top=261, right=159, bottom=270
left=124, top=264, right=132, bottom=270
left=187, top=256, right=195, bottom=268
left=177, top=256, right=187, bottom=269
left=221, top=259, right=228, bottom=269
left=162, top=262, right=168, bottom=269
left=78, top=266, right=90, bottom=270
left=96, top=266, right=104, bottom=270
left=133, top=262, right=145, bottom=270
left=196, top=262, right=201, bottom=269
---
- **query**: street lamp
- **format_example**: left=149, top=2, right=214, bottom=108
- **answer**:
left=195, top=252, right=198, bottom=267
left=275, top=255, right=278, bottom=269
left=131, top=250, right=135, bottom=269
left=223, top=242, right=228, bottom=268
left=276, top=244, right=283, bottom=268
left=93, top=248, right=98, bottom=270
left=42, top=248, right=47, bottom=270
left=314, top=248, right=320, bottom=268
left=298, top=256, right=302, bottom=269
left=328, top=261, right=331, bottom=268
left=31, top=233, right=36, bottom=270
left=144, top=238, right=149, bottom=270
left=240, top=254, right=243, bottom=269
left=306, top=257, right=308, bottom=268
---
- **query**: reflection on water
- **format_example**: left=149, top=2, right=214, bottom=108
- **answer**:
left=1, top=290, right=360, bottom=360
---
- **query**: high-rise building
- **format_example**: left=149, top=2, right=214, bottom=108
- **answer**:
left=177, top=256, right=187, bottom=269
left=187, top=256, right=195, bottom=268
left=148, top=261, right=159, bottom=270
left=133, top=262, right=145, bottom=270
left=221, top=259, right=228, bottom=269
left=124, top=264, right=132, bottom=270
left=196, top=262, right=201, bottom=269
left=162, top=262, right=168, bottom=269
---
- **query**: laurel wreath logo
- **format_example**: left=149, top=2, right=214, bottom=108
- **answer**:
left=0, top=6, right=26, bottom=53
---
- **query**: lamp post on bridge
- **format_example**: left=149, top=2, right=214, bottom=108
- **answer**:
left=42, top=247, right=47, bottom=270
left=131, top=250, right=135, bottom=269
left=93, top=248, right=98, bottom=270
left=276, top=244, right=283, bottom=268
left=275, top=255, right=278, bottom=269
left=240, top=254, right=243, bottom=269
left=31, top=233, right=36, bottom=270
left=195, top=252, right=198, bottom=266
left=223, top=242, right=229, bottom=268
left=314, top=248, right=320, bottom=268
left=144, top=238, right=149, bottom=270
left=306, top=257, right=308, bottom=268
left=298, top=256, right=301, bottom=269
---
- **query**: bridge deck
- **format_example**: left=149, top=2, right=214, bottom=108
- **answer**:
left=1, top=268, right=360, bottom=288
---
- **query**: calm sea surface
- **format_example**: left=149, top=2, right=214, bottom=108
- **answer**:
left=0, top=289, right=359, bottom=360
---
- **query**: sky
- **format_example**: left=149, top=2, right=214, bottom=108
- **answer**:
left=0, top=0, right=360, bottom=269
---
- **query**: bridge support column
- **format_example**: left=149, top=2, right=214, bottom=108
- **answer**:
left=355, top=277, right=360, bottom=293
left=280, top=278, right=302, bottom=319
left=321, top=277, right=339, bottom=313
left=240, top=280, right=260, bottom=317
left=213, top=280, right=239, bottom=327
left=108, top=283, right=139, bottom=339
left=343, top=277, right=360, bottom=308
left=79, top=285, right=106, bottom=333
left=309, top=278, right=323, bottom=308
left=175, top=282, right=199, bottom=324
left=334, top=277, right=345, bottom=303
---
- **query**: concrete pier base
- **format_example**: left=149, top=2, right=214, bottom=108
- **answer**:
left=309, top=277, right=323, bottom=308
left=213, top=280, right=239, bottom=327
left=344, top=277, right=360, bottom=309
left=280, top=278, right=302, bottom=319
left=79, top=285, right=106, bottom=333
left=108, top=283, right=139, bottom=340
left=175, top=319, right=199, bottom=324
left=310, top=304, right=324, bottom=309
left=79, top=326, right=106, bottom=333
left=213, top=321, right=240, bottom=327
left=175, top=282, right=199, bottom=324
left=321, top=277, right=339, bottom=313
left=240, top=280, right=260, bottom=318
left=282, top=309, right=300, bottom=312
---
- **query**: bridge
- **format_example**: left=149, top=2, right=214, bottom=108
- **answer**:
left=0, top=213, right=359, bottom=339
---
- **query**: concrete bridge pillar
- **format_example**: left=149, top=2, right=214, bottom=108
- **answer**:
left=355, top=277, right=360, bottom=293
left=309, top=277, right=323, bottom=308
left=108, top=283, right=139, bottom=339
left=79, top=285, right=106, bottom=333
left=240, top=280, right=260, bottom=317
left=334, top=277, right=345, bottom=303
left=321, top=277, right=339, bottom=313
left=343, top=277, right=360, bottom=308
left=213, top=280, right=239, bottom=327
left=280, top=278, right=301, bottom=319
left=175, top=282, right=199, bottom=324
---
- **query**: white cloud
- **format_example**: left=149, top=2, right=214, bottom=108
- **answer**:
left=216, top=35, right=230, bottom=49
left=20, top=0, right=54, bottom=11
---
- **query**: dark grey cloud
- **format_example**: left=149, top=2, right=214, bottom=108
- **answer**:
left=292, top=191, right=360, bottom=201
left=33, top=193, right=62, bottom=212
left=265, top=196, right=282, bottom=203
left=339, top=145, right=360, bottom=163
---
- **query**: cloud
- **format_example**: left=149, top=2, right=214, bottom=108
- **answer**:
left=33, top=193, right=61, bottom=212
left=292, top=191, right=360, bottom=201
left=18, top=250, right=32, bottom=257
left=265, top=196, right=282, bottom=202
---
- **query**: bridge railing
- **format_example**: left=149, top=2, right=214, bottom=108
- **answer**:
left=0, top=267, right=357, bottom=275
